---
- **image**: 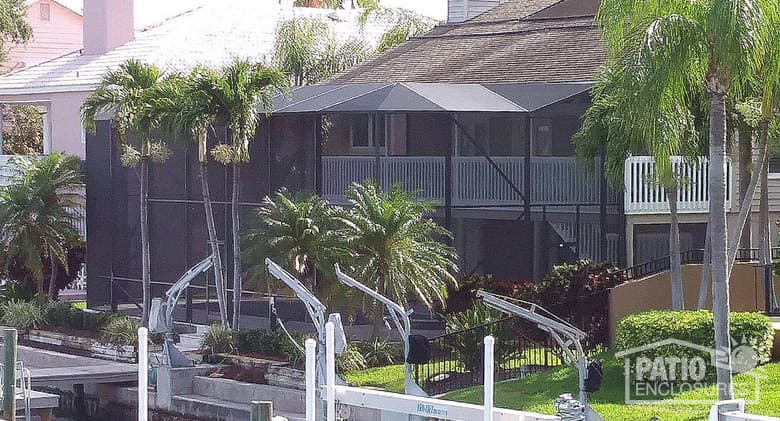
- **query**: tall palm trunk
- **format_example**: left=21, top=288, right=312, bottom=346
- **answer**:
left=371, top=271, right=387, bottom=338
left=758, top=121, right=779, bottom=312
left=738, top=126, right=753, bottom=249
left=697, top=218, right=711, bottom=309
left=231, top=162, right=242, bottom=330
left=140, top=156, right=151, bottom=326
left=726, top=130, right=769, bottom=273
left=200, top=162, right=228, bottom=325
left=48, top=245, right=58, bottom=299
left=668, top=187, right=683, bottom=309
left=708, top=88, right=733, bottom=400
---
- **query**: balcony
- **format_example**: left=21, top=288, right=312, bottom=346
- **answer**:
left=322, top=156, right=617, bottom=207
left=624, top=156, right=733, bottom=215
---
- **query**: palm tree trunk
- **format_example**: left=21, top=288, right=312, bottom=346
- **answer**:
left=200, top=163, right=228, bottom=325
left=668, top=187, right=683, bottom=310
left=697, top=217, right=711, bottom=310
left=726, top=128, right=768, bottom=274
left=758, top=122, right=779, bottom=312
left=371, top=272, right=387, bottom=338
left=708, top=89, right=733, bottom=400
left=48, top=245, right=58, bottom=299
left=140, top=157, right=151, bottom=327
left=738, top=125, right=752, bottom=249
left=231, top=162, right=242, bottom=330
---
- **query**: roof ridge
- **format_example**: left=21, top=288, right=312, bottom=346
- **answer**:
left=413, top=19, right=596, bottom=41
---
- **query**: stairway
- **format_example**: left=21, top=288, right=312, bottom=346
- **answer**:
left=170, top=376, right=306, bottom=421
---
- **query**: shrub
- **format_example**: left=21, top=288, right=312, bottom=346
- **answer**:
left=100, top=316, right=140, bottom=347
left=44, top=300, right=77, bottom=326
left=200, top=323, right=235, bottom=355
left=616, top=310, right=774, bottom=380
left=443, top=303, right=512, bottom=373
left=357, top=338, right=402, bottom=367
left=337, top=342, right=367, bottom=373
left=279, top=332, right=310, bottom=367
left=0, top=300, right=44, bottom=331
left=235, top=328, right=283, bottom=355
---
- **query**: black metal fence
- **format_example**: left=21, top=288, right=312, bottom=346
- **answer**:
left=412, top=311, right=605, bottom=395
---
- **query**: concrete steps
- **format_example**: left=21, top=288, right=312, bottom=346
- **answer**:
left=172, top=394, right=305, bottom=421
left=166, top=376, right=306, bottom=421
left=192, top=376, right=305, bottom=413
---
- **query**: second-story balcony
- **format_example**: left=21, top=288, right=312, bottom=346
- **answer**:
left=624, top=156, right=733, bottom=215
left=322, top=155, right=618, bottom=207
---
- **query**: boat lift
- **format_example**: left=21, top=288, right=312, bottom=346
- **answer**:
left=476, top=290, right=604, bottom=421
left=149, top=254, right=215, bottom=367
left=334, top=264, right=427, bottom=397
left=266, top=259, right=346, bottom=388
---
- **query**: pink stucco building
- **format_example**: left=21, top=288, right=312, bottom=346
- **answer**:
left=3, top=1, right=83, bottom=73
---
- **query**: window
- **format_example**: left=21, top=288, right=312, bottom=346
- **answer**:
left=349, top=114, right=386, bottom=149
left=40, top=3, right=51, bottom=21
left=533, top=122, right=552, bottom=156
left=349, top=114, right=370, bottom=147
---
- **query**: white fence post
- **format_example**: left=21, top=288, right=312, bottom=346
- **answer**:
left=305, top=338, right=316, bottom=421
left=138, top=327, right=148, bottom=421
left=325, top=322, right=336, bottom=421
left=483, top=335, right=495, bottom=421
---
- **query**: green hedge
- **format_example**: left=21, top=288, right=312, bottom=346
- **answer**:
left=616, top=311, right=774, bottom=380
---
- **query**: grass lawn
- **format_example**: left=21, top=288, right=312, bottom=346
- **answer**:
left=441, top=354, right=780, bottom=421
left=344, top=364, right=407, bottom=393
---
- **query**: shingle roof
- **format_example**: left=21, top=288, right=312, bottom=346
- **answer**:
left=0, top=0, right=398, bottom=95
left=329, top=15, right=606, bottom=84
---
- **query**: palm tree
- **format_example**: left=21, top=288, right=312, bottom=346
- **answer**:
left=575, top=68, right=703, bottom=310
left=596, top=0, right=777, bottom=397
left=201, top=59, right=287, bottom=329
left=0, top=153, right=83, bottom=298
left=273, top=17, right=369, bottom=86
left=81, top=59, right=171, bottom=326
left=148, top=70, right=231, bottom=326
left=334, top=181, right=458, bottom=335
left=243, top=189, right=350, bottom=292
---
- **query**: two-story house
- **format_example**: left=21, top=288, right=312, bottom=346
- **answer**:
left=82, top=0, right=772, bottom=319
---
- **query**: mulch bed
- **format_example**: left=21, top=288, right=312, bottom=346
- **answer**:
left=207, top=364, right=267, bottom=385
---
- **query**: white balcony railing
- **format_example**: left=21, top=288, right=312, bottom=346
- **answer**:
left=322, top=155, right=610, bottom=206
left=624, top=156, right=732, bottom=214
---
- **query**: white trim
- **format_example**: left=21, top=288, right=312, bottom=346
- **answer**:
left=0, top=84, right=95, bottom=96
left=768, top=173, right=780, bottom=180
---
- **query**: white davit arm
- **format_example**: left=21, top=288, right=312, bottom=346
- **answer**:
left=265, top=258, right=327, bottom=337
left=476, top=290, right=587, bottom=364
left=334, top=264, right=428, bottom=397
left=334, top=264, right=411, bottom=336
left=165, top=254, right=215, bottom=330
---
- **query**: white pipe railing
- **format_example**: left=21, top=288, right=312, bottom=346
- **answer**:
left=322, top=155, right=606, bottom=206
left=625, top=156, right=732, bottom=214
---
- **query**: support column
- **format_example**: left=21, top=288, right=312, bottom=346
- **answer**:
left=445, top=120, right=453, bottom=231
left=599, top=155, right=608, bottom=262
left=523, top=116, right=532, bottom=220
left=625, top=219, right=634, bottom=267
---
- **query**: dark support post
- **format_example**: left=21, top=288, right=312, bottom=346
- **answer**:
left=373, top=113, right=381, bottom=184
left=599, top=154, right=608, bottom=262
left=445, top=124, right=453, bottom=231
left=2, top=328, right=17, bottom=419
left=524, top=116, right=532, bottom=221
left=575, top=205, right=581, bottom=260
left=315, top=114, right=323, bottom=196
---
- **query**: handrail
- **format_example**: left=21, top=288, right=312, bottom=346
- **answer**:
left=618, top=247, right=780, bottom=282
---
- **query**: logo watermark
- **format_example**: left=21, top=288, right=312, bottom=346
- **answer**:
left=615, top=338, right=762, bottom=405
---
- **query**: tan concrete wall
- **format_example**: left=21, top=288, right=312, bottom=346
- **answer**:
left=609, top=262, right=780, bottom=341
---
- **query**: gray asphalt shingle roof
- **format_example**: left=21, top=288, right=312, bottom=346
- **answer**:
left=329, top=0, right=606, bottom=85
